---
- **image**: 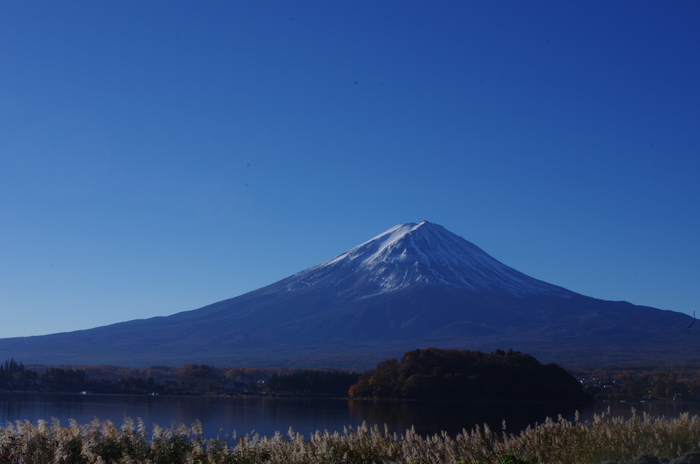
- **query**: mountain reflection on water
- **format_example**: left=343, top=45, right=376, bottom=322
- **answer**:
left=1, top=393, right=697, bottom=440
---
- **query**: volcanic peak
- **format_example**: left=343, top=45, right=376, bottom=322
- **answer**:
left=280, top=221, right=573, bottom=298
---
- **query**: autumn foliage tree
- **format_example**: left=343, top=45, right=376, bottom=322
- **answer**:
left=267, top=370, right=359, bottom=394
left=348, top=348, right=589, bottom=401
left=42, top=367, right=87, bottom=390
left=0, top=359, right=38, bottom=385
left=176, top=364, right=222, bottom=391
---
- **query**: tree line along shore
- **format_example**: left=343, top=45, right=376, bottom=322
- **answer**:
left=1, top=348, right=698, bottom=401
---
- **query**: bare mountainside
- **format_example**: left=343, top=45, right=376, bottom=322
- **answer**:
left=0, top=221, right=695, bottom=369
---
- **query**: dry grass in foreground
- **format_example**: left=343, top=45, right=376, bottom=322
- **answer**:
left=1, top=409, right=700, bottom=464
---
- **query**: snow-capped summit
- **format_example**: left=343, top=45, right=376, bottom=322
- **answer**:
left=278, top=221, right=572, bottom=297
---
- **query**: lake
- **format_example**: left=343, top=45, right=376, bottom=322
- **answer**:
left=1, top=392, right=697, bottom=440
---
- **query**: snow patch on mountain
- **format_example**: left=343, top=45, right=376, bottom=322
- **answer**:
left=276, top=221, right=573, bottom=298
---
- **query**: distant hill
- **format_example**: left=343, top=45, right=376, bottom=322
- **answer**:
left=0, top=221, right=695, bottom=369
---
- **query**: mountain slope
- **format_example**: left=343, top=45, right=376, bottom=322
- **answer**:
left=0, top=221, right=695, bottom=369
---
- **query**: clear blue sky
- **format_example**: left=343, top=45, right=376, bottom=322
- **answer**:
left=1, top=1, right=699, bottom=338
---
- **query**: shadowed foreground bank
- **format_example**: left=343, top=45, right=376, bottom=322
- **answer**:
left=1, top=410, right=700, bottom=464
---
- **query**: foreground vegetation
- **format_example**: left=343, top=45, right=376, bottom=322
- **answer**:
left=2, top=409, right=700, bottom=464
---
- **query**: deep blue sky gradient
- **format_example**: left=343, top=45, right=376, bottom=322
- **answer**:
left=1, top=1, right=699, bottom=338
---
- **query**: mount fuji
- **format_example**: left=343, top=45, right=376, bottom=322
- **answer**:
left=0, top=221, right=696, bottom=368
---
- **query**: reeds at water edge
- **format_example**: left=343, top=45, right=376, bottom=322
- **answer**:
left=1, top=409, right=700, bottom=464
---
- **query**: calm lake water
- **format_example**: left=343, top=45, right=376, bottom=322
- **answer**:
left=1, top=392, right=698, bottom=440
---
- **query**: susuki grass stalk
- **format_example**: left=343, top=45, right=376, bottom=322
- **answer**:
left=1, top=409, right=699, bottom=464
